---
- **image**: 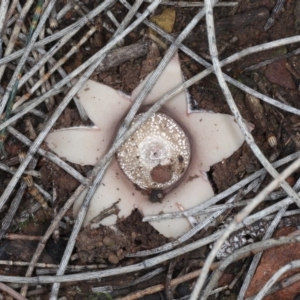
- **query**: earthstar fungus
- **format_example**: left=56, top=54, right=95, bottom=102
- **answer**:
left=45, top=54, right=245, bottom=238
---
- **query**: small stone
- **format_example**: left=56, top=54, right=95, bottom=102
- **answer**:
left=108, top=254, right=119, bottom=264
left=103, top=75, right=112, bottom=84
left=116, top=248, right=124, bottom=258
left=245, top=164, right=256, bottom=173
left=265, top=60, right=296, bottom=90
left=218, top=273, right=234, bottom=287
left=103, top=236, right=115, bottom=247
left=78, top=250, right=90, bottom=263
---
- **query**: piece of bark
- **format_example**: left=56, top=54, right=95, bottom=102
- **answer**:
left=215, top=7, right=270, bottom=33
left=94, top=41, right=150, bottom=74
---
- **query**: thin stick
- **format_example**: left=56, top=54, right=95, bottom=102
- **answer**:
left=3, top=0, right=19, bottom=30
left=0, top=0, right=122, bottom=66
left=0, top=153, right=37, bottom=242
left=243, top=47, right=300, bottom=72
left=18, top=21, right=88, bottom=89
left=0, top=282, right=28, bottom=300
left=0, top=259, right=106, bottom=271
left=7, top=126, right=87, bottom=184
left=0, top=0, right=10, bottom=36
left=115, top=269, right=205, bottom=300
left=245, top=273, right=300, bottom=300
left=0, top=182, right=27, bottom=241
left=143, top=0, right=238, bottom=6
left=92, top=267, right=165, bottom=293
left=0, top=0, right=35, bottom=80
left=264, top=0, right=285, bottom=30
left=0, top=0, right=52, bottom=115
left=0, top=162, right=40, bottom=178
left=56, top=2, right=74, bottom=21
left=13, top=26, right=97, bottom=109
left=0, top=0, right=52, bottom=157
left=3, top=234, right=42, bottom=241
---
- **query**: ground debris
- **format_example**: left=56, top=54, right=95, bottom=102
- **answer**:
left=76, top=210, right=168, bottom=265
left=76, top=225, right=131, bottom=264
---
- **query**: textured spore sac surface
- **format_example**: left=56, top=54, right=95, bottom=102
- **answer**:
left=117, top=112, right=191, bottom=190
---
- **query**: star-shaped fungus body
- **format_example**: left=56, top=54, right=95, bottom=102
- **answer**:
left=45, top=53, right=245, bottom=238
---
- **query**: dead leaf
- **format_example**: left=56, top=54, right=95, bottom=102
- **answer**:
left=149, top=7, right=176, bottom=36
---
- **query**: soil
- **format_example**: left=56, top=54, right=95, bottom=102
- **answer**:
left=1, top=0, right=300, bottom=299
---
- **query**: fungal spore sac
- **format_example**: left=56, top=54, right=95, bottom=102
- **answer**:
left=116, top=112, right=191, bottom=197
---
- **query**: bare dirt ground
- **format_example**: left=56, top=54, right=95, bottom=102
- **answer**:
left=1, top=0, right=300, bottom=299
